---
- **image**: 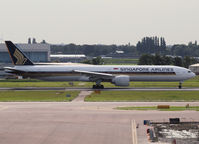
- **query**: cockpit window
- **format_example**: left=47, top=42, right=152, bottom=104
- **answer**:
left=188, top=71, right=191, bottom=73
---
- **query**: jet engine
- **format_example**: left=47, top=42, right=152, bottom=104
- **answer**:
left=112, top=75, right=130, bottom=86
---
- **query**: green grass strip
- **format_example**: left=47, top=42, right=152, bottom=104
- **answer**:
left=0, top=75, right=198, bottom=88
left=0, top=81, right=199, bottom=88
left=116, top=106, right=199, bottom=111
left=85, top=91, right=199, bottom=102
left=0, top=91, right=79, bottom=102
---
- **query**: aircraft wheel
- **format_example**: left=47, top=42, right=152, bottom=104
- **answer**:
left=100, top=85, right=104, bottom=89
left=92, top=85, right=104, bottom=89
left=92, top=85, right=96, bottom=89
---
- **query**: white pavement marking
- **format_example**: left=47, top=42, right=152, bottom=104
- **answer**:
left=0, top=106, right=8, bottom=111
left=132, top=120, right=138, bottom=144
left=72, top=91, right=93, bottom=102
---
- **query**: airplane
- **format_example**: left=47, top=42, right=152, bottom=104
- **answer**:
left=4, top=41, right=196, bottom=89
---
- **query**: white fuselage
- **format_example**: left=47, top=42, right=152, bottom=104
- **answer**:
left=6, top=65, right=196, bottom=82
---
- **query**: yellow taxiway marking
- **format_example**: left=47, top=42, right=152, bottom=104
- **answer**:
left=132, top=120, right=138, bottom=144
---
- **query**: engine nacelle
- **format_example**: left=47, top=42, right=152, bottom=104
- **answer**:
left=112, top=75, right=130, bottom=86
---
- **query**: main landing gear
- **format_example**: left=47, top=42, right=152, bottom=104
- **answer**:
left=92, top=79, right=104, bottom=89
left=178, top=81, right=183, bottom=89
left=92, top=85, right=104, bottom=89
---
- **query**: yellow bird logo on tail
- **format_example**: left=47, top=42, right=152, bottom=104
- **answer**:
left=13, top=49, right=27, bottom=65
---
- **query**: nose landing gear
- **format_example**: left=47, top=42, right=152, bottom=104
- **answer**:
left=178, top=81, right=183, bottom=89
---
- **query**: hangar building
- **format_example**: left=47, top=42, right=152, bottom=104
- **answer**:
left=0, top=43, right=50, bottom=63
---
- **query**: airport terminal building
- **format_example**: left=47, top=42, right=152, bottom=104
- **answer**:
left=0, top=43, right=50, bottom=63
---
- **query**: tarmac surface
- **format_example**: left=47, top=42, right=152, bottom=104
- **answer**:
left=1, top=87, right=199, bottom=91
left=0, top=102, right=199, bottom=144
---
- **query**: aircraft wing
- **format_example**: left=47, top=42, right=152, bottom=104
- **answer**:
left=73, top=70, right=114, bottom=79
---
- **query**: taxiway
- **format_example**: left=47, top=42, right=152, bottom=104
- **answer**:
left=0, top=102, right=199, bottom=144
left=1, top=87, right=199, bottom=91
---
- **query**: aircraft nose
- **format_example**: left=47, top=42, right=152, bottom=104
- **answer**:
left=192, top=72, right=196, bottom=78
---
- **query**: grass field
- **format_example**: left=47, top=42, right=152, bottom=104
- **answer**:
left=85, top=91, right=199, bottom=102
left=0, top=91, right=79, bottom=102
left=116, top=106, right=199, bottom=111
left=0, top=81, right=198, bottom=88
left=0, top=75, right=199, bottom=88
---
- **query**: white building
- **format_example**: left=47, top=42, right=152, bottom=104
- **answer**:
left=50, top=54, right=86, bottom=62
left=189, top=63, right=199, bottom=75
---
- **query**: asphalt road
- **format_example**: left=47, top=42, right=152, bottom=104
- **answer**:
left=0, top=102, right=199, bottom=144
left=1, top=87, right=199, bottom=91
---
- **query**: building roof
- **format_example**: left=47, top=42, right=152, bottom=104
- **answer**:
left=50, top=54, right=86, bottom=58
left=36, top=62, right=90, bottom=65
left=115, top=50, right=124, bottom=54
left=0, top=43, right=50, bottom=52
left=190, top=63, right=199, bottom=67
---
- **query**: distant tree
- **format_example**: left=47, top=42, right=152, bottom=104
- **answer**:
left=138, top=54, right=154, bottom=65
left=183, top=56, right=191, bottom=68
left=138, top=54, right=198, bottom=67
left=173, top=57, right=183, bottom=67
left=82, top=57, right=104, bottom=65
left=183, top=56, right=199, bottom=68
left=41, top=40, right=46, bottom=44
left=162, top=56, right=173, bottom=65
left=92, top=56, right=104, bottom=65
left=153, top=54, right=163, bottom=65
left=136, top=36, right=166, bottom=55
left=50, top=37, right=199, bottom=58
left=171, top=44, right=186, bottom=57
left=28, top=38, right=31, bottom=44
left=51, top=43, right=137, bottom=57
left=171, top=43, right=199, bottom=57
left=190, top=57, right=199, bottom=65
left=136, top=41, right=142, bottom=53
left=160, top=37, right=166, bottom=53
left=82, top=59, right=92, bottom=64
left=32, top=38, right=37, bottom=44
left=194, top=40, right=197, bottom=46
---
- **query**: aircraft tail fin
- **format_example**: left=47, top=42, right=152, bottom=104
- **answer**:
left=5, top=41, right=34, bottom=65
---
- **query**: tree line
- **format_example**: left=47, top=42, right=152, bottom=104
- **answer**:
left=136, top=37, right=166, bottom=54
left=82, top=56, right=104, bottom=65
left=171, top=41, right=199, bottom=57
left=51, top=37, right=199, bottom=58
left=51, top=44, right=137, bottom=57
left=138, top=54, right=198, bottom=68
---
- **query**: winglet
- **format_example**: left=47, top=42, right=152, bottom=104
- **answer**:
left=5, top=41, right=34, bottom=65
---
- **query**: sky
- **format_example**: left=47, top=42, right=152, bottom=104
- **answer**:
left=0, top=0, right=199, bottom=45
